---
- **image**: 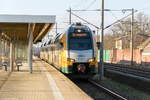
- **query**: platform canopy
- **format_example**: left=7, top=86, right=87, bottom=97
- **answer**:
left=0, top=14, right=56, bottom=43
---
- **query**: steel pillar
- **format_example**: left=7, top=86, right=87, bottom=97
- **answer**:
left=10, top=41, right=14, bottom=72
left=28, top=23, right=35, bottom=73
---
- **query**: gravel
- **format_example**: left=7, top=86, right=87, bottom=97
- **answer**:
left=72, top=79, right=116, bottom=100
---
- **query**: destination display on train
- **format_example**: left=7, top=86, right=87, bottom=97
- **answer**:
left=72, top=33, right=88, bottom=37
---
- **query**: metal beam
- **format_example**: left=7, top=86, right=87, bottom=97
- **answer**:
left=99, top=0, right=105, bottom=80
left=69, top=8, right=72, bottom=25
left=130, top=8, right=134, bottom=65
left=1, top=32, right=11, bottom=41
left=69, top=12, right=100, bottom=29
left=33, top=23, right=50, bottom=43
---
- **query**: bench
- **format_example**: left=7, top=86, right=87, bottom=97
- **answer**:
left=2, top=61, right=9, bottom=71
left=15, top=61, right=22, bottom=71
left=0, top=58, right=23, bottom=71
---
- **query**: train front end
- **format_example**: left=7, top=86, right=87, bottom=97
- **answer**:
left=66, top=23, right=98, bottom=76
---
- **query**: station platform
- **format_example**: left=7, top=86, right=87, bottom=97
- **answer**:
left=0, top=58, right=92, bottom=100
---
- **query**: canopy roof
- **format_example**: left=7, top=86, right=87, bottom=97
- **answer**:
left=0, top=14, right=56, bottom=43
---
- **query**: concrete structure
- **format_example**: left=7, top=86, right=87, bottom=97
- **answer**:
left=0, top=58, right=92, bottom=100
left=115, top=34, right=150, bottom=50
left=0, top=14, right=55, bottom=73
left=138, top=37, right=150, bottom=55
left=138, top=37, right=150, bottom=65
left=115, top=36, right=129, bottom=50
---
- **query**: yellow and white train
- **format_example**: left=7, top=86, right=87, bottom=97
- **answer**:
left=40, top=23, right=98, bottom=77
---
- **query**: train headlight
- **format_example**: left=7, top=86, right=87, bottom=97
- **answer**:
left=88, top=58, right=94, bottom=62
left=67, top=58, right=75, bottom=62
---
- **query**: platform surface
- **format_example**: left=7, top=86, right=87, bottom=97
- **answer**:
left=0, top=58, right=92, bottom=100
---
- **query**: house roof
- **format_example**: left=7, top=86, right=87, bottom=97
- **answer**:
left=137, top=37, right=150, bottom=49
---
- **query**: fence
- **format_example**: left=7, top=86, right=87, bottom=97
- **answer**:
left=101, top=48, right=150, bottom=66
left=97, top=50, right=111, bottom=62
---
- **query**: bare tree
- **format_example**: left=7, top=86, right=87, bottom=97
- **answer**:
left=104, top=13, right=150, bottom=49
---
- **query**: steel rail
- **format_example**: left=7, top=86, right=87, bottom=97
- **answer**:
left=104, top=64, right=150, bottom=83
left=104, top=64, right=150, bottom=76
left=89, top=80, right=127, bottom=100
left=104, top=63, right=150, bottom=73
left=105, top=69, right=150, bottom=83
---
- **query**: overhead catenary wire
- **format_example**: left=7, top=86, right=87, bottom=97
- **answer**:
left=138, top=5, right=150, bottom=11
left=84, top=0, right=97, bottom=10
left=109, top=11, right=120, bottom=21
left=67, top=7, right=140, bottom=32
left=69, top=0, right=96, bottom=11
left=104, top=10, right=138, bottom=30
left=108, top=11, right=128, bottom=30
left=69, top=11, right=100, bottom=29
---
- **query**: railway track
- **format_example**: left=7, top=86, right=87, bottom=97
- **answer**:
left=104, top=63, right=150, bottom=92
left=72, top=78, right=127, bottom=100
left=104, top=63, right=150, bottom=72
left=88, top=80, right=127, bottom=100
left=104, top=63, right=150, bottom=79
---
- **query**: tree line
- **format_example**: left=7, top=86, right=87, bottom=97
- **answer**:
left=104, top=13, right=150, bottom=49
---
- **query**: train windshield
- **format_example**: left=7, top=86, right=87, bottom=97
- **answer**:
left=68, top=33, right=93, bottom=50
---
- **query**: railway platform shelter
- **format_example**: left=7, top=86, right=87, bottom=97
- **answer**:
left=0, top=15, right=92, bottom=100
left=0, top=14, right=55, bottom=73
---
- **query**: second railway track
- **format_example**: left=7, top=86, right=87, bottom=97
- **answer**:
left=104, top=63, right=150, bottom=80
left=88, top=80, right=127, bottom=100
left=71, top=78, right=127, bottom=100
left=104, top=63, right=150, bottom=92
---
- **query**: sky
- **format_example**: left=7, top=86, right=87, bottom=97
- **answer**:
left=1, top=0, right=150, bottom=35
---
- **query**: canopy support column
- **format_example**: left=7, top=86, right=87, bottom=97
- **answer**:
left=28, top=23, right=35, bottom=73
left=2, top=40, right=5, bottom=62
left=10, top=41, right=14, bottom=72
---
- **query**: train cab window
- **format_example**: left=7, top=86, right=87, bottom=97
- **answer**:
left=68, top=32, right=93, bottom=50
